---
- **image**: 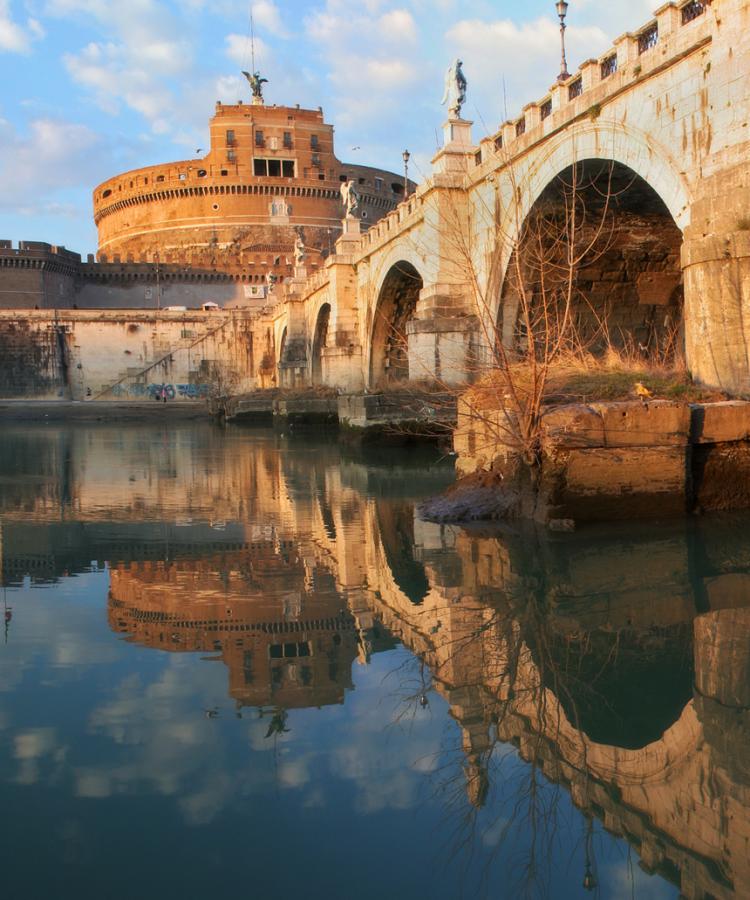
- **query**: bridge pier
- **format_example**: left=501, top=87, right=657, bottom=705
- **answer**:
left=684, top=230, right=750, bottom=394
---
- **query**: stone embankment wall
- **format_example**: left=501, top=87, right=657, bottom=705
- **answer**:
left=454, top=398, right=750, bottom=522
left=0, top=309, right=276, bottom=401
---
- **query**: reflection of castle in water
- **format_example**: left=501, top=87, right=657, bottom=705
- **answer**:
left=108, top=544, right=364, bottom=712
left=2, top=425, right=750, bottom=897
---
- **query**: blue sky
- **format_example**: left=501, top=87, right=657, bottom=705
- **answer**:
left=0, top=0, right=658, bottom=254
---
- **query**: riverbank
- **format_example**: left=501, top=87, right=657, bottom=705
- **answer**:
left=0, top=400, right=208, bottom=422
left=422, top=398, right=750, bottom=526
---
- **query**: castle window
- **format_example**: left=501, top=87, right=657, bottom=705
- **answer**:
left=318, top=173, right=325, bottom=180
left=339, top=174, right=347, bottom=182
left=255, top=130, right=264, bottom=147
left=226, top=129, right=235, bottom=145
left=227, top=149, right=236, bottom=162
left=311, top=153, right=321, bottom=167
left=283, top=131, right=292, bottom=148
left=374, top=177, right=383, bottom=191
left=102, top=189, right=112, bottom=198
left=540, top=97, right=552, bottom=119
left=282, top=160, right=294, bottom=177
left=311, top=134, right=319, bottom=150
left=156, top=175, right=165, bottom=182
left=358, top=177, right=365, bottom=185
left=221, top=169, right=228, bottom=176
left=268, top=159, right=281, bottom=177
left=568, top=78, right=583, bottom=100
left=197, top=169, right=207, bottom=177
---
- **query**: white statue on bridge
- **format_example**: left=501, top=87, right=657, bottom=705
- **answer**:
left=293, top=232, right=306, bottom=267
left=340, top=179, right=360, bottom=218
left=441, top=59, right=467, bottom=120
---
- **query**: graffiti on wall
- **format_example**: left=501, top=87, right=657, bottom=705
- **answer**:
left=109, top=383, right=211, bottom=399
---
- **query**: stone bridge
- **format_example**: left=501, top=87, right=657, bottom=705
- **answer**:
left=273, top=0, right=750, bottom=395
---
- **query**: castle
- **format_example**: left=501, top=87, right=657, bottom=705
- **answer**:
left=0, top=93, right=409, bottom=311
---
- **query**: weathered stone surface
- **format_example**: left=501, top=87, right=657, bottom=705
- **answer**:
left=691, top=400, right=750, bottom=444
left=692, top=440, right=750, bottom=511
left=588, top=400, right=690, bottom=448
left=551, top=446, right=687, bottom=521
left=540, top=404, right=604, bottom=450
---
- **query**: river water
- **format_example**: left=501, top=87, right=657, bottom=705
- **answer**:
left=0, top=422, right=747, bottom=900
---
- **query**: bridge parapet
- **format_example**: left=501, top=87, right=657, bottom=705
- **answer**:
left=472, top=0, right=712, bottom=177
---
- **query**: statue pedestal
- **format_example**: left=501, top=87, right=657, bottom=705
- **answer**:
left=342, top=216, right=361, bottom=236
left=432, top=118, right=476, bottom=175
left=443, top=118, right=473, bottom=148
left=294, top=265, right=308, bottom=280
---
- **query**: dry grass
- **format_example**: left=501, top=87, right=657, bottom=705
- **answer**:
left=466, top=348, right=729, bottom=412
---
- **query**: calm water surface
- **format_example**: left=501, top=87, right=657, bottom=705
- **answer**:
left=0, top=423, right=747, bottom=900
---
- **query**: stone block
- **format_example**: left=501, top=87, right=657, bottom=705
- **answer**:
left=588, top=400, right=690, bottom=447
left=546, top=445, right=688, bottom=521
left=691, top=400, right=750, bottom=443
left=540, top=404, right=605, bottom=450
left=565, top=446, right=686, bottom=496
left=636, top=271, right=680, bottom=305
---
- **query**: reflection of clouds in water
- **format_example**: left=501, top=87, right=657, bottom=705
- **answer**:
left=11, top=726, right=66, bottom=785
left=277, top=754, right=312, bottom=789
left=291, top=653, right=447, bottom=814
left=83, top=656, right=242, bottom=812
left=13, top=726, right=57, bottom=759
left=604, top=859, right=677, bottom=899
left=0, top=572, right=118, bottom=697
left=481, top=817, right=510, bottom=847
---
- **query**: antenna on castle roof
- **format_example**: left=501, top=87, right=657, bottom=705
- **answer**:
left=250, top=10, right=256, bottom=74
left=241, top=7, right=268, bottom=104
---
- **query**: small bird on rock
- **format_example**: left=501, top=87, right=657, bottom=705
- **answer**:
left=634, top=382, right=653, bottom=405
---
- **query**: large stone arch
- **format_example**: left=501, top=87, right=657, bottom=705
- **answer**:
left=368, top=260, right=425, bottom=387
left=311, top=302, right=331, bottom=386
left=487, top=120, right=693, bottom=336
left=364, top=242, right=428, bottom=389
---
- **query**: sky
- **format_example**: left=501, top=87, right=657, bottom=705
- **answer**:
left=0, top=0, right=660, bottom=255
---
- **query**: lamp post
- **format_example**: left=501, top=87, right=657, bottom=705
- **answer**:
left=556, top=0, right=570, bottom=82
left=402, top=149, right=410, bottom=198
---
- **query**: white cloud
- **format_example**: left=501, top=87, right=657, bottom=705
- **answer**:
left=252, top=1, right=289, bottom=39
left=0, top=117, right=107, bottom=212
left=445, top=17, right=610, bottom=129
left=0, top=0, right=43, bottom=53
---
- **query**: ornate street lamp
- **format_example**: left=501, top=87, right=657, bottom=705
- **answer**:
left=556, top=0, right=570, bottom=82
left=402, top=149, right=411, bottom=197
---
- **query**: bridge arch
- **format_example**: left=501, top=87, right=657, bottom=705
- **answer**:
left=311, top=302, right=331, bottom=385
left=368, top=259, right=424, bottom=387
left=489, top=121, right=693, bottom=345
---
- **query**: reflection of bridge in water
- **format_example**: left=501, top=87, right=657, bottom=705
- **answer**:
left=2, top=425, right=750, bottom=897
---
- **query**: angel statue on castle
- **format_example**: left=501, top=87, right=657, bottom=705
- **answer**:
left=441, top=59, right=467, bottom=120
left=242, top=70, right=268, bottom=101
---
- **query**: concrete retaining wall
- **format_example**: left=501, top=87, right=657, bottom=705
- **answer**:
left=0, top=308, right=277, bottom=401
